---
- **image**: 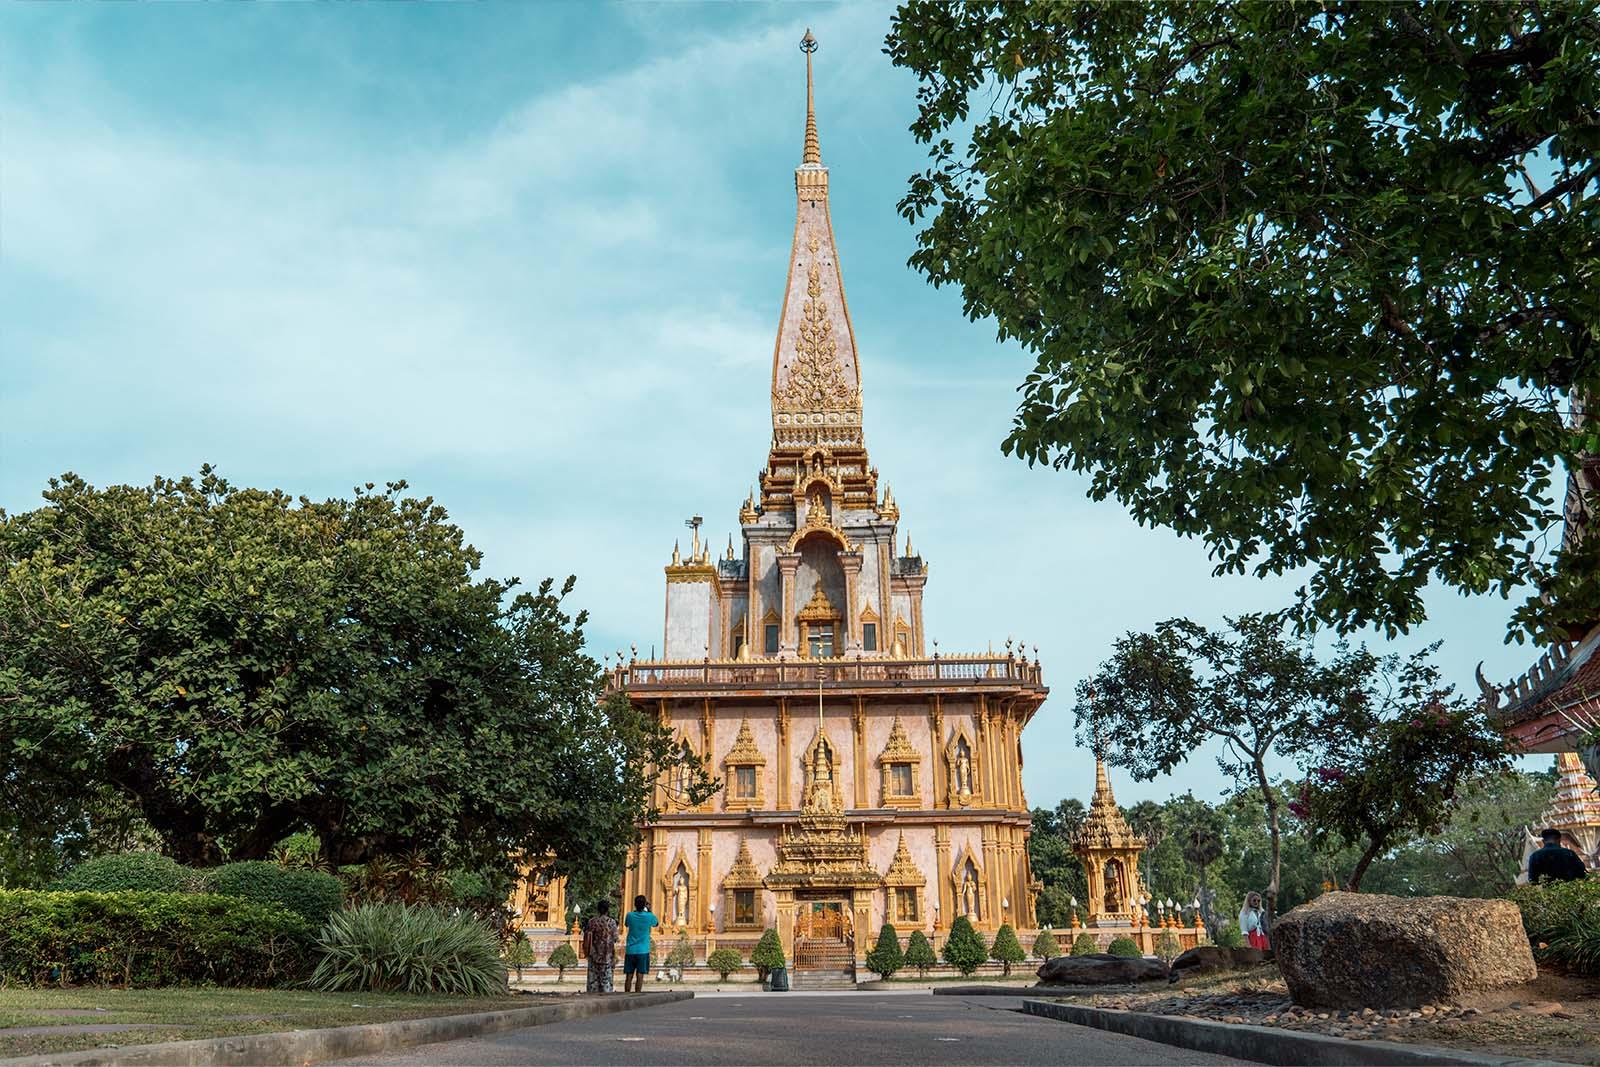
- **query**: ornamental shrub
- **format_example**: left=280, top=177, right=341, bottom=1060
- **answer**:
left=51, top=853, right=196, bottom=894
left=1032, top=930, right=1060, bottom=960
left=309, top=901, right=506, bottom=995
left=203, top=861, right=343, bottom=927
left=1545, top=907, right=1600, bottom=976
left=707, top=947, right=744, bottom=979
left=1213, top=922, right=1245, bottom=949
left=990, top=923, right=1026, bottom=976
left=665, top=937, right=695, bottom=970
left=941, top=915, right=988, bottom=976
left=865, top=922, right=904, bottom=978
left=1155, top=930, right=1183, bottom=965
left=1106, top=936, right=1141, bottom=958
left=1070, top=933, right=1100, bottom=956
left=904, top=929, right=937, bottom=976
left=1509, top=878, right=1600, bottom=943
left=547, top=942, right=578, bottom=980
left=0, top=889, right=313, bottom=987
left=751, top=928, right=785, bottom=980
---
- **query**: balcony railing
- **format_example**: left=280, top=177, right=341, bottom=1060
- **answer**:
left=610, top=653, right=1045, bottom=693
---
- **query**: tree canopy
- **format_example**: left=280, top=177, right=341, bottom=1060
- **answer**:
left=887, top=1, right=1600, bottom=638
left=0, top=469, right=709, bottom=892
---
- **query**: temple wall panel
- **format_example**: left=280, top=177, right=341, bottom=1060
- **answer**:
left=665, top=582, right=714, bottom=660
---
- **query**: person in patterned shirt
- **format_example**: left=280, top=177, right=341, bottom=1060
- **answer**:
left=583, top=899, right=618, bottom=993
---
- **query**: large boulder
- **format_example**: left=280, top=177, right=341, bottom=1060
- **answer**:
left=1036, top=953, right=1168, bottom=986
left=1275, top=892, right=1536, bottom=1009
left=1169, top=945, right=1272, bottom=978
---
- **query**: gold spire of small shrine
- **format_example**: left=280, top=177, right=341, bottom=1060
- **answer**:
left=800, top=28, right=821, bottom=165
left=1076, top=757, right=1143, bottom=851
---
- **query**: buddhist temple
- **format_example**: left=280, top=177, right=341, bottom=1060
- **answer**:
left=1519, top=752, right=1600, bottom=880
left=601, top=31, right=1049, bottom=982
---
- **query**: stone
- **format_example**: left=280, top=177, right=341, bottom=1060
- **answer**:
left=1168, top=945, right=1272, bottom=978
left=1274, top=892, right=1536, bottom=1009
left=1518, top=1001, right=1564, bottom=1016
left=1036, top=953, right=1169, bottom=986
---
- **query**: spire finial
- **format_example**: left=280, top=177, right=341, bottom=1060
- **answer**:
left=800, top=29, right=820, bottom=165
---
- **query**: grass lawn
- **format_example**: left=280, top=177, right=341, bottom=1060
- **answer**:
left=0, top=987, right=537, bottom=1059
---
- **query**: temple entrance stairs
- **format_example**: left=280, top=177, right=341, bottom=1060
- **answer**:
left=792, top=937, right=857, bottom=990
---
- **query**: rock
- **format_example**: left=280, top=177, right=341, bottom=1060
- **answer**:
left=1036, top=953, right=1169, bottom=986
left=1517, top=1001, right=1564, bottom=1016
left=1274, top=892, right=1536, bottom=1009
left=1168, top=945, right=1273, bottom=977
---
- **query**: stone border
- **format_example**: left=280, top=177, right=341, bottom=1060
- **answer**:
left=1021, top=999, right=1575, bottom=1067
left=2, top=990, right=693, bottom=1067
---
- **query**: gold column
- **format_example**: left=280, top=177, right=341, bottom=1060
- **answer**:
left=649, top=829, right=666, bottom=913
left=747, top=543, right=760, bottom=652
left=877, top=540, right=892, bottom=649
left=777, top=552, right=801, bottom=654
left=696, top=827, right=712, bottom=935
left=911, top=582, right=925, bottom=655
left=935, top=825, right=952, bottom=930
left=851, top=698, right=866, bottom=808
left=928, top=696, right=945, bottom=806
left=981, top=824, right=999, bottom=932
left=701, top=699, right=715, bottom=812
left=777, top=699, right=791, bottom=810
left=840, top=552, right=863, bottom=650
left=775, top=890, right=797, bottom=958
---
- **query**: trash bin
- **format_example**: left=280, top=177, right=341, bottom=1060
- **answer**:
left=766, top=964, right=789, bottom=991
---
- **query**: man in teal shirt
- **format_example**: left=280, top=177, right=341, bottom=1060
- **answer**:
left=622, top=895, right=659, bottom=993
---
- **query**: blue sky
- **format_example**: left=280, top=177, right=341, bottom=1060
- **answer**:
left=0, top=2, right=1545, bottom=810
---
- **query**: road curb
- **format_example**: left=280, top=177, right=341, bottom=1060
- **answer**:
left=2, top=990, right=693, bottom=1067
left=1021, top=999, right=1574, bottom=1067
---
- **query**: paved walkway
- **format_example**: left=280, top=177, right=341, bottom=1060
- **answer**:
left=338, top=993, right=1249, bottom=1066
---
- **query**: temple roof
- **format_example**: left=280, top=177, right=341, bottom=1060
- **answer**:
left=770, top=30, right=862, bottom=450
left=1073, top=758, right=1145, bottom=853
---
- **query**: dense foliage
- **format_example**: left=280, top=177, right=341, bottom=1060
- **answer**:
left=309, top=902, right=505, bottom=996
left=0, top=470, right=711, bottom=891
left=707, top=947, right=745, bottom=980
left=201, top=861, right=343, bottom=927
left=1155, top=930, right=1183, bottom=965
left=0, top=889, right=312, bottom=988
left=751, top=929, right=785, bottom=979
left=989, top=924, right=1026, bottom=975
left=1106, top=937, right=1141, bottom=959
left=1029, top=798, right=1087, bottom=927
left=547, top=942, right=578, bottom=980
left=865, top=922, right=904, bottom=978
left=1509, top=877, right=1600, bottom=943
left=903, top=929, right=937, bottom=976
left=1069, top=933, right=1100, bottom=956
left=941, top=915, right=988, bottom=976
left=50, top=853, right=198, bottom=895
left=665, top=938, right=695, bottom=969
left=1031, top=930, right=1059, bottom=960
left=887, top=1, right=1600, bottom=639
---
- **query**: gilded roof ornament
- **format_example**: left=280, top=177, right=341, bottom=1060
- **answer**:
left=724, top=718, right=767, bottom=767
left=724, top=838, right=764, bottom=888
left=1073, top=757, right=1146, bottom=853
left=877, top=715, right=920, bottom=765
left=883, top=831, right=926, bottom=886
left=800, top=28, right=820, bottom=165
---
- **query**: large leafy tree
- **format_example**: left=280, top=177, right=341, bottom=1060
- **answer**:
left=1077, top=614, right=1369, bottom=922
left=1029, top=798, right=1087, bottom=926
left=0, top=469, right=710, bottom=887
left=887, top=2, right=1600, bottom=638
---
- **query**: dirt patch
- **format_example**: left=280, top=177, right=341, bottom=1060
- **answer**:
left=1042, top=964, right=1600, bottom=1065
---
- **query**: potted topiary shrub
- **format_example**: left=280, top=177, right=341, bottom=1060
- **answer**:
left=865, top=922, right=904, bottom=978
left=1070, top=933, right=1100, bottom=956
left=706, top=947, right=744, bottom=981
left=752, top=928, right=786, bottom=990
left=547, top=942, right=578, bottom=981
left=904, top=929, right=937, bottom=978
left=1106, top=936, right=1141, bottom=958
left=941, top=916, right=988, bottom=977
left=990, top=923, right=1026, bottom=976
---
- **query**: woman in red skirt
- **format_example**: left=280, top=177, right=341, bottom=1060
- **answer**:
left=1239, top=892, right=1269, bottom=950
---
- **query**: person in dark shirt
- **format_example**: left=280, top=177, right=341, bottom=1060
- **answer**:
left=1527, top=828, right=1588, bottom=883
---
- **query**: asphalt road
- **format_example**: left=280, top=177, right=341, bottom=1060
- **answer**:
left=337, top=993, right=1249, bottom=1066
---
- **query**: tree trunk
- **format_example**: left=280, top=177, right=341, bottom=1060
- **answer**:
left=1348, top=840, right=1384, bottom=891
left=1255, top=758, right=1281, bottom=929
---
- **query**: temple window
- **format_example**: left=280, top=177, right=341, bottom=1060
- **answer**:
left=806, top=623, right=836, bottom=658
left=734, top=765, right=757, bottom=799
left=764, top=624, right=780, bottom=654
left=896, top=887, right=919, bottom=924
left=734, top=889, right=756, bottom=926
left=889, top=762, right=914, bottom=797
left=862, top=622, right=878, bottom=651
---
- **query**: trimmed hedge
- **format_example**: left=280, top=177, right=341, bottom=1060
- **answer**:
left=50, top=854, right=197, bottom=894
left=0, top=889, right=314, bottom=988
left=202, top=861, right=343, bottom=926
left=1106, top=936, right=1141, bottom=958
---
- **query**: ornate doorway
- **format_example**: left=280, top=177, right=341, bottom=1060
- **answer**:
left=795, top=899, right=849, bottom=941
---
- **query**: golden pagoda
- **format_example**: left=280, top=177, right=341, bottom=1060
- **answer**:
left=1519, top=751, right=1600, bottom=879
left=1072, top=757, right=1148, bottom=927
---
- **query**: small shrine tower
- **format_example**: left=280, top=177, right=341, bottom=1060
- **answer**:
left=1519, top=752, right=1600, bottom=880
left=1072, top=758, right=1148, bottom=926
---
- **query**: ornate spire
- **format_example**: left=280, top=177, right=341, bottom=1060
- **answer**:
left=800, top=29, right=820, bottom=165
left=1075, top=757, right=1144, bottom=851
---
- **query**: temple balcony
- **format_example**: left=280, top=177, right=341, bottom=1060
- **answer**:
left=610, top=652, right=1046, bottom=701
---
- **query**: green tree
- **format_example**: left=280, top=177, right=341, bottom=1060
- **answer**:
left=1070, top=933, right=1100, bottom=956
left=751, top=928, right=785, bottom=981
left=547, top=942, right=577, bottom=981
left=990, top=923, right=1026, bottom=976
left=1029, top=800, right=1088, bottom=927
left=1155, top=930, right=1183, bottom=965
left=1106, top=937, right=1141, bottom=959
left=904, top=929, right=937, bottom=977
left=942, top=915, right=988, bottom=976
left=665, top=937, right=695, bottom=973
left=1031, top=929, right=1060, bottom=960
left=887, top=2, right=1600, bottom=639
left=1079, top=614, right=1371, bottom=923
left=1292, top=653, right=1512, bottom=889
left=865, top=922, right=905, bottom=978
left=706, top=947, right=744, bottom=980
left=0, top=470, right=711, bottom=890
